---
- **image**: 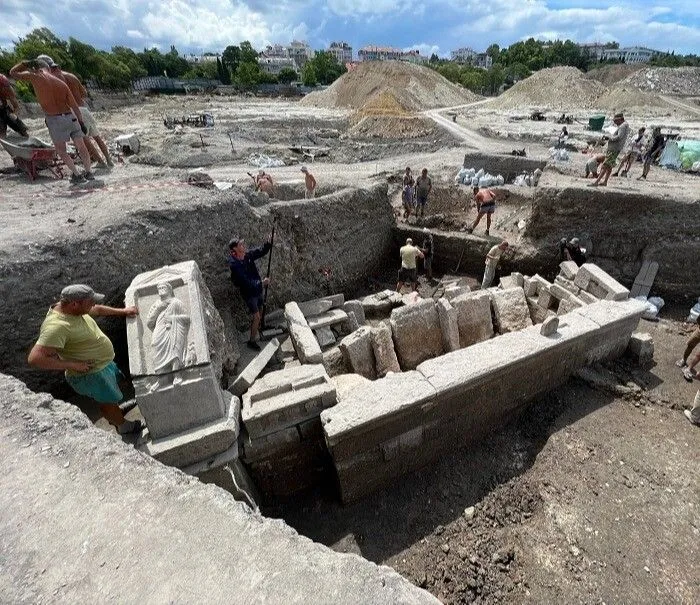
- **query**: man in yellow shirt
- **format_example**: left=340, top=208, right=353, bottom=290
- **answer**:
left=28, top=284, right=141, bottom=434
left=396, top=237, right=424, bottom=292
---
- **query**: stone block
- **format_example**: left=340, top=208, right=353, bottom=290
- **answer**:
left=573, top=263, right=629, bottom=301
left=526, top=296, right=549, bottom=324
left=512, top=272, right=525, bottom=287
left=331, top=373, right=372, bottom=402
left=540, top=316, right=559, bottom=336
left=627, top=332, right=654, bottom=365
left=490, top=287, right=533, bottom=334
left=343, top=299, right=366, bottom=325
left=243, top=426, right=300, bottom=462
left=528, top=274, right=552, bottom=297
left=390, top=299, right=443, bottom=370
left=451, top=290, right=494, bottom=348
left=278, top=335, right=297, bottom=361
left=314, top=327, right=336, bottom=348
left=339, top=326, right=376, bottom=379
left=550, top=283, right=572, bottom=301
left=345, top=311, right=360, bottom=333
left=559, top=261, right=579, bottom=280
left=554, top=275, right=580, bottom=295
left=401, top=291, right=421, bottom=306
left=498, top=275, right=520, bottom=290
left=557, top=295, right=585, bottom=316
left=537, top=287, right=557, bottom=310
left=133, top=365, right=228, bottom=440
left=444, top=285, right=470, bottom=301
left=436, top=298, right=460, bottom=352
left=522, top=276, right=532, bottom=296
left=229, top=338, right=280, bottom=397
left=284, top=301, right=307, bottom=327
left=140, top=393, right=240, bottom=468
left=242, top=364, right=336, bottom=439
left=298, top=298, right=333, bottom=317
left=362, top=289, right=403, bottom=317
left=371, top=322, right=401, bottom=377
left=307, top=308, right=349, bottom=330
left=322, top=346, right=349, bottom=377
left=288, top=322, right=323, bottom=365
left=577, top=290, right=599, bottom=305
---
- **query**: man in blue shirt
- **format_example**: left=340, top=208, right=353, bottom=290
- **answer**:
left=228, top=235, right=272, bottom=350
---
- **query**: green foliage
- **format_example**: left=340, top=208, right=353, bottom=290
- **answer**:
left=216, top=58, right=231, bottom=84
left=235, top=61, right=262, bottom=89
left=277, top=67, right=298, bottom=84
left=304, top=51, right=345, bottom=85
left=302, top=63, right=318, bottom=87
left=239, top=41, right=258, bottom=64
left=14, top=80, right=35, bottom=101
left=13, top=27, right=74, bottom=71
left=222, top=45, right=241, bottom=73
left=94, top=56, right=132, bottom=90
left=111, top=46, right=147, bottom=79
left=182, top=60, right=219, bottom=80
left=0, top=49, right=17, bottom=73
left=429, top=53, right=440, bottom=64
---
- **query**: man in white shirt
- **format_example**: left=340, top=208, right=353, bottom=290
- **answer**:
left=396, top=238, right=424, bottom=292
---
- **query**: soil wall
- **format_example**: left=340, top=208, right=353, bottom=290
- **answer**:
left=0, top=184, right=393, bottom=393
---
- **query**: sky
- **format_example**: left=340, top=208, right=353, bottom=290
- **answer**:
left=1, top=0, right=699, bottom=57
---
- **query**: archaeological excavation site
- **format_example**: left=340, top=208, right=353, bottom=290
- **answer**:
left=1, top=60, right=699, bottom=604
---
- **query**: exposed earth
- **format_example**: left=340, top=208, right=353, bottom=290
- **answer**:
left=1, top=62, right=699, bottom=603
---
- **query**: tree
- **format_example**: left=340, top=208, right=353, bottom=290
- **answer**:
left=0, top=49, right=16, bottom=74
left=183, top=60, right=219, bottom=80
left=222, top=45, right=241, bottom=73
left=430, top=53, right=440, bottom=64
left=486, top=44, right=500, bottom=61
left=13, top=27, right=73, bottom=70
left=138, top=47, right=167, bottom=76
left=239, top=41, right=258, bottom=64
left=163, top=46, right=189, bottom=77
left=483, top=65, right=505, bottom=95
left=67, top=38, right=101, bottom=80
left=302, top=63, right=317, bottom=87
left=112, top=46, right=147, bottom=79
left=216, top=57, right=230, bottom=84
left=277, top=67, right=298, bottom=84
left=94, top=56, right=132, bottom=90
left=235, top=61, right=261, bottom=89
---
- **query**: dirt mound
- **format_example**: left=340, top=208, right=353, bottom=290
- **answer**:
left=593, top=85, right=676, bottom=114
left=300, top=61, right=480, bottom=111
left=620, top=67, right=700, bottom=96
left=346, top=115, right=437, bottom=139
left=489, top=66, right=608, bottom=110
left=585, top=64, right=645, bottom=87
left=353, top=90, right=412, bottom=118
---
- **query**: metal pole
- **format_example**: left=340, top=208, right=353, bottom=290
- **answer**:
left=261, top=217, right=277, bottom=328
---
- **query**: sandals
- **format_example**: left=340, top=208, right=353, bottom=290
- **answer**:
left=682, top=367, right=695, bottom=382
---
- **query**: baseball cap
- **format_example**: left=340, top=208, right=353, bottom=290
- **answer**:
left=300, top=166, right=308, bottom=172
left=60, top=284, right=105, bottom=303
left=569, top=237, right=580, bottom=246
left=613, top=112, right=624, bottom=119
left=36, top=54, right=58, bottom=68
left=228, top=237, right=243, bottom=249
left=406, top=238, right=413, bottom=244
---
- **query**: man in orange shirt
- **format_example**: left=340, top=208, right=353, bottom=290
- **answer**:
left=0, top=73, right=29, bottom=138
left=467, top=186, right=497, bottom=236
left=10, top=58, right=93, bottom=183
left=38, top=55, right=114, bottom=168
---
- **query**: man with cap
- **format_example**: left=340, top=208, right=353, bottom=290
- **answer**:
left=559, top=237, right=587, bottom=266
left=301, top=166, right=316, bottom=199
left=38, top=54, right=114, bottom=168
left=396, top=237, right=424, bottom=292
left=28, top=284, right=141, bottom=434
left=589, top=112, right=629, bottom=187
left=228, top=234, right=273, bottom=350
left=0, top=73, right=29, bottom=138
left=9, top=57, right=93, bottom=183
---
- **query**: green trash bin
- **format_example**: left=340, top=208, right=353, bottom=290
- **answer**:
left=589, top=115, right=605, bottom=131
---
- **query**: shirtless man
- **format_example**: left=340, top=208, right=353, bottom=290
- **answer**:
left=300, top=165, right=317, bottom=198
left=467, top=186, right=497, bottom=236
left=255, top=170, right=274, bottom=195
left=0, top=73, right=29, bottom=138
left=10, top=58, right=93, bottom=182
left=38, top=55, right=113, bottom=168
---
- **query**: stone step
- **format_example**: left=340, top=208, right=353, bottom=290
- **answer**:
left=307, top=308, right=349, bottom=330
left=229, top=338, right=281, bottom=397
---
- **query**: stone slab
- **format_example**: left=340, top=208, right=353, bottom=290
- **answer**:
left=243, top=425, right=301, bottom=462
left=362, top=289, right=403, bottom=317
left=133, top=364, right=227, bottom=440
left=550, top=283, right=572, bottom=300
left=577, top=289, right=599, bottom=305
left=229, top=338, right=280, bottom=397
left=390, top=299, right=443, bottom=370
left=554, top=275, right=580, bottom=295
left=284, top=301, right=308, bottom=327
left=140, top=393, right=240, bottom=468
left=339, top=326, right=376, bottom=379
left=298, top=298, right=333, bottom=318
left=537, top=287, right=558, bottom=310
left=436, top=298, right=460, bottom=352
left=314, top=326, right=336, bottom=348
left=307, top=308, right=349, bottom=330
left=627, top=332, right=654, bottom=365
left=444, top=285, right=470, bottom=302
left=371, top=322, right=401, bottom=377
left=630, top=261, right=659, bottom=298
left=331, top=373, right=372, bottom=402
left=574, top=263, right=630, bottom=301
left=0, top=374, right=439, bottom=604
left=343, top=299, right=366, bottom=325
left=451, top=290, right=494, bottom=348
left=526, top=296, right=550, bottom=324
left=242, top=364, right=336, bottom=439
left=498, top=275, right=520, bottom=290
left=323, top=346, right=349, bottom=377
left=490, top=287, right=533, bottom=334
left=557, top=295, right=585, bottom=316
left=288, top=322, right=323, bottom=364
left=528, top=274, right=552, bottom=297
left=559, top=260, right=579, bottom=280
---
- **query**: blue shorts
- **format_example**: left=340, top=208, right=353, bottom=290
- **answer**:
left=480, top=203, right=496, bottom=215
left=65, top=361, right=123, bottom=404
left=245, top=293, right=264, bottom=314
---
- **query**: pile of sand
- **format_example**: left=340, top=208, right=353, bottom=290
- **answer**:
left=620, top=67, right=700, bottom=96
left=345, top=91, right=437, bottom=139
left=300, top=61, right=480, bottom=111
left=488, top=66, right=609, bottom=110
left=585, top=64, right=644, bottom=87
left=593, top=85, right=675, bottom=114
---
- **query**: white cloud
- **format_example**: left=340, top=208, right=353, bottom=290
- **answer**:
left=326, top=0, right=416, bottom=17
left=404, top=43, right=440, bottom=57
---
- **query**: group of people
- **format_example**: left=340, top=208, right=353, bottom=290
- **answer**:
left=252, top=166, right=316, bottom=198
left=401, top=167, right=432, bottom=219
left=585, top=113, right=666, bottom=186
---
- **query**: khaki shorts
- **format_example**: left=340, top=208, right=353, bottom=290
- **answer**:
left=45, top=113, right=83, bottom=144
left=79, top=106, right=100, bottom=137
left=603, top=150, right=619, bottom=168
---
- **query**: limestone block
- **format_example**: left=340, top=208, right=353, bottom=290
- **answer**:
left=345, top=311, right=360, bottom=332
left=452, top=291, right=494, bottom=348
left=627, top=332, right=654, bottom=365
left=537, top=287, right=557, bottom=310
left=390, top=299, right=443, bottom=370
left=436, top=298, right=460, bottom=352
left=298, top=298, right=333, bottom=318
left=444, top=285, right=470, bottom=301
left=573, top=263, right=629, bottom=301
left=331, top=373, right=372, bottom=402
left=322, top=346, right=349, bottom=377
left=243, top=426, right=300, bottom=462
left=528, top=274, right=552, bottom=297
left=557, top=295, right=585, bottom=316
left=498, top=275, right=520, bottom=290
left=370, top=322, right=401, bottom=377
left=278, top=335, right=297, bottom=361
left=307, top=308, right=349, bottom=330
left=284, top=301, right=308, bottom=327
left=540, top=316, right=559, bottom=336
left=401, top=292, right=421, bottom=306
left=314, top=327, right=336, bottom=348
left=490, top=287, right=533, bottom=334
left=512, top=272, right=524, bottom=287
left=559, top=261, right=579, bottom=280
left=288, top=322, right=323, bottom=364
left=522, top=276, right=532, bottom=296
left=229, top=338, right=280, bottom=397
left=343, top=299, right=366, bottom=325
left=242, top=364, right=336, bottom=439
left=526, top=296, right=550, bottom=324
left=339, top=326, right=376, bottom=379
left=554, top=275, right=580, bottom=295
left=133, top=365, right=228, bottom=440
left=362, top=289, right=403, bottom=317
left=549, top=283, right=572, bottom=301
left=577, top=290, right=599, bottom=305
left=140, top=393, right=240, bottom=468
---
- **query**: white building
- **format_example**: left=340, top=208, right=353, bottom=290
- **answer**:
left=183, top=53, right=219, bottom=64
left=601, top=46, right=661, bottom=64
left=576, top=43, right=611, bottom=61
left=288, top=40, right=315, bottom=68
left=328, top=41, right=353, bottom=65
left=358, top=46, right=427, bottom=64
left=451, top=47, right=477, bottom=63
left=474, top=53, right=492, bottom=69
left=257, top=56, right=297, bottom=75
